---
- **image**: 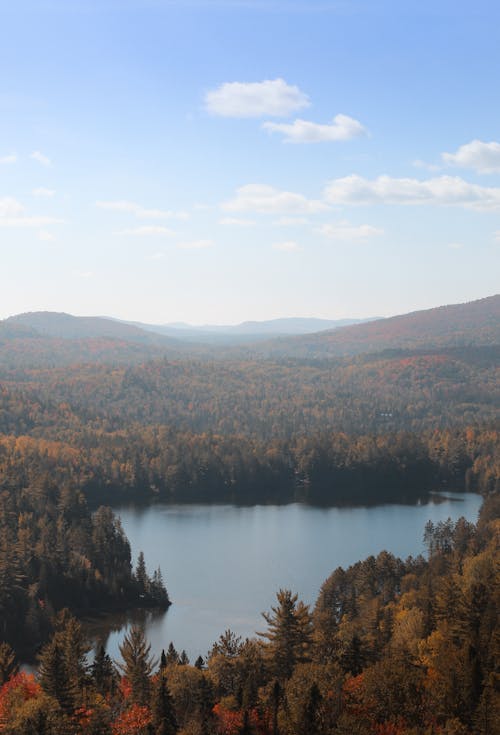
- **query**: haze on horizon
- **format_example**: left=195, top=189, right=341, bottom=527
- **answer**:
left=1, top=0, right=499, bottom=324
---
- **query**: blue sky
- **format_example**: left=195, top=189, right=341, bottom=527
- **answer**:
left=1, top=0, right=499, bottom=323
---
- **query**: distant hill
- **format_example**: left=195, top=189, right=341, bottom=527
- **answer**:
left=253, top=295, right=500, bottom=358
left=5, top=312, right=184, bottom=346
left=0, top=312, right=196, bottom=368
left=117, top=316, right=371, bottom=344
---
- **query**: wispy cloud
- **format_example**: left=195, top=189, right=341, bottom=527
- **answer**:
left=176, top=239, right=213, bottom=249
left=263, top=114, right=368, bottom=143
left=96, top=200, right=189, bottom=220
left=114, top=225, right=176, bottom=237
left=33, top=187, right=56, bottom=198
left=324, top=174, right=500, bottom=210
left=205, top=78, right=310, bottom=118
left=30, top=151, right=51, bottom=166
left=447, top=242, right=464, bottom=249
left=0, top=153, right=17, bottom=164
left=0, top=196, right=63, bottom=227
left=316, top=220, right=384, bottom=241
left=222, top=184, right=328, bottom=214
left=273, top=216, right=310, bottom=226
left=442, top=139, right=500, bottom=174
left=273, top=240, right=301, bottom=251
left=219, top=217, right=256, bottom=226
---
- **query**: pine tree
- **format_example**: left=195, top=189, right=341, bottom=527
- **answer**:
left=135, top=551, right=149, bottom=594
left=194, top=655, right=205, bottom=670
left=38, top=639, right=74, bottom=714
left=165, top=642, right=179, bottom=665
left=178, top=650, right=189, bottom=666
left=0, top=641, right=18, bottom=685
left=259, top=589, right=312, bottom=680
left=91, top=645, right=117, bottom=696
left=117, top=625, right=156, bottom=705
left=150, top=672, right=178, bottom=735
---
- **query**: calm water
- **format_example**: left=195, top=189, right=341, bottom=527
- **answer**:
left=94, top=493, right=482, bottom=663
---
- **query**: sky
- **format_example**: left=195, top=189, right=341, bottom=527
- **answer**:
left=1, top=0, right=499, bottom=324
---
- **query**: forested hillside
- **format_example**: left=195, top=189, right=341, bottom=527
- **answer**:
left=256, top=295, right=500, bottom=358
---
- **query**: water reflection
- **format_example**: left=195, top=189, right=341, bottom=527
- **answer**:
left=99, top=493, right=482, bottom=663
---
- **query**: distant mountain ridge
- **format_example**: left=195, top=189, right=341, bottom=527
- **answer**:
left=1, top=295, right=498, bottom=366
left=117, top=316, right=371, bottom=343
left=254, top=294, right=500, bottom=358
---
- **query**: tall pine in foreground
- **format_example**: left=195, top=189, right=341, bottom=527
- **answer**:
left=150, top=671, right=178, bottom=735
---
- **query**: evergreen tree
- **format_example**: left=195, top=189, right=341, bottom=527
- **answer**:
left=135, top=551, right=149, bottom=594
left=178, top=650, right=189, bottom=666
left=260, top=589, right=312, bottom=680
left=165, top=642, right=179, bottom=665
left=0, top=641, right=18, bottom=685
left=194, top=655, right=205, bottom=670
left=117, top=625, right=156, bottom=705
left=150, top=672, right=178, bottom=735
left=38, top=639, right=74, bottom=714
left=91, top=645, right=116, bottom=696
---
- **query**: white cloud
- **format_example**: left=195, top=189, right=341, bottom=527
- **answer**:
left=316, top=220, right=384, bottom=241
left=447, top=242, right=464, bottom=249
left=222, top=184, right=328, bottom=214
left=263, top=114, right=368, bottom=143
left=219, top=217, right=256, bottom=226
left=0, top=196, right=63, bottom=227
left=205, top=78, right=310, bottom=118
left=442, top=139, right=500, bottom=174
left=38, top=230, right=56, bottom=241
left=0, top=153, right=17, bottom=164
left=176, top=239, right=213, bottom=250
left=0, top=197, right=24, bottom=218
left=323, top=174, right=500, bottom=210
left=96, top=200, right=188, bottom=220
left=114, top=225, right=175, bottom=237
left=494, top=230, right=500, bottom=242
left=273, top=240, right=301, bottom=251
left=73, top=270, right=93, bottom=279
left=33, top=187, right=56, bottom=198
left=30, top=151, right=51, bottom=166
left=273, top=216, right=310, bottom=226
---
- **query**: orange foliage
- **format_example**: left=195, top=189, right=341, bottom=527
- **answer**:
left=111, top=704, right=151, bottom=735
left=0, top=673, right=41, bottom=729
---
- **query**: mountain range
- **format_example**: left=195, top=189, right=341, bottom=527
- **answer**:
left=1, top=294, right=498, bottom=367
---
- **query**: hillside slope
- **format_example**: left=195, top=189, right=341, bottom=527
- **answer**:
left=254, top=294, right=500, bottom=358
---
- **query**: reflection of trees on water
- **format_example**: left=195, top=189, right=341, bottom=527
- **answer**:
left=83, top=608, right=168, bottom=658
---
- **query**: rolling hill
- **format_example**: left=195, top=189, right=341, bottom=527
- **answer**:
left=253, top=294, right=500, bottom=358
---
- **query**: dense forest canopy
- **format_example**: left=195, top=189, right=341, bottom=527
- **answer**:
left=0, top=295, right=498, bottom=731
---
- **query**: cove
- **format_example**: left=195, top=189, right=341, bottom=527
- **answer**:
left=92, top=493, right=482, bottom=663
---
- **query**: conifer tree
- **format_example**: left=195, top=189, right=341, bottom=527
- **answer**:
left=0, top=641, right=18, bottom=685
left=150, top=672, right=178, bottom=735
left=260, top=589, right=312, bottom=680
left=91, top=645, right=116, bottom=696
left=117, top=625, right=156, bottom=705
left=165, top=642, right=179, bottom=665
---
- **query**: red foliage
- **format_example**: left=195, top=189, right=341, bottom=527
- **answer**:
left=111, top=704, right=151, bottom=735
left=0, top=673, right=41, bottom=729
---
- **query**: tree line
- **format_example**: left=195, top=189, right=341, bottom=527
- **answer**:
left=0, top=426, right=498, bottom=507
left=0, top=473, right=169, bottom=660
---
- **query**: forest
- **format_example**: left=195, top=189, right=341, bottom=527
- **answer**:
left=0, top=308, right=498, bottom=732
left=0, top=496, right=497, bottom=734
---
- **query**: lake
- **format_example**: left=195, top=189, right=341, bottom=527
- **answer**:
left=93, top=493, right=482, bottom=663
